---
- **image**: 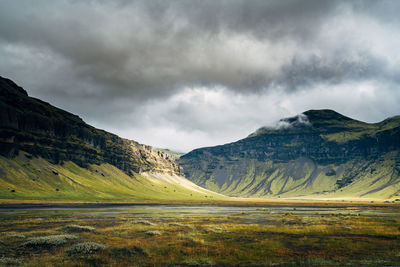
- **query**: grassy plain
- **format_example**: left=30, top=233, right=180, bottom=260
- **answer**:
left=0, top=203, right=399, bottom=266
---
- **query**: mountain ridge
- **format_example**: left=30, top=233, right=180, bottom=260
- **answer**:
left=179, top=109, right=400, bottom=200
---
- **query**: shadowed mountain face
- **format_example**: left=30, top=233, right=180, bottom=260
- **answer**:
left=0, top=76, right=181, bottom=175
left=179, top=110, right=400, bottom=200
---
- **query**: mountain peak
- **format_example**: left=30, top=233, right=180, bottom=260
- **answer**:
left=248, top=109, right=366, bottom=138
left=303, top=109, right=352, bottom=122
left=0, top=76, right=28, bottom=96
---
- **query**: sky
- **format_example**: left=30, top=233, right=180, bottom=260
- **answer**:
left=1, top=0, right=400, bottom=152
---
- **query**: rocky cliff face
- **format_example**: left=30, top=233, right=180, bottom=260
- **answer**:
left=179, top=110, right=400, bottom=199
left=0, top=76, right=182, bottom=176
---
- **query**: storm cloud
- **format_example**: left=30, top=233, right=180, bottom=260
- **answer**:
left=0, top=0, right=399, bottom=151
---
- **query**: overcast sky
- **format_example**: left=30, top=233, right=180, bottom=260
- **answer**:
left=1, top=0, right=400, bottom=152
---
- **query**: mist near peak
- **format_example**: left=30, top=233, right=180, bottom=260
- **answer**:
left=275, top=113, right=312, bottom=129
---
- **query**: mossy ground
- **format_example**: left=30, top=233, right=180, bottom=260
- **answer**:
left=0, top=203, right=399, bottom=266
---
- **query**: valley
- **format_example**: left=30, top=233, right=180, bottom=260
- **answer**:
left=1, top=76, right=400, bottom=203
left=1, top=1, right=400, bottom=266
left=0, top=76, right=399, bottom=267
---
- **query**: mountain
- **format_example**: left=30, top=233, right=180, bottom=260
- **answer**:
left=155, top=148, right=184, bottom=160
left=0, top=76, right=222, bottom=201
left=179, top=110, right=400, bottom=200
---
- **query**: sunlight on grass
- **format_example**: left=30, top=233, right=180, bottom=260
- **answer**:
left=0, top=204, right=399, bottom=266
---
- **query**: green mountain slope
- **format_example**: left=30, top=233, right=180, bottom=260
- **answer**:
left=0, top=152, right=221, bottom=201
left=0, top=76, right=223, bottom=201
left=179, top=110, right=400, bottom=200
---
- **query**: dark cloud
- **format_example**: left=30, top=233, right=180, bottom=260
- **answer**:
left=0, top=0, right=399, bottom=151
left=281, top=52, right=392, bottom=90
left=0, top=1, right=355, bottom=97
